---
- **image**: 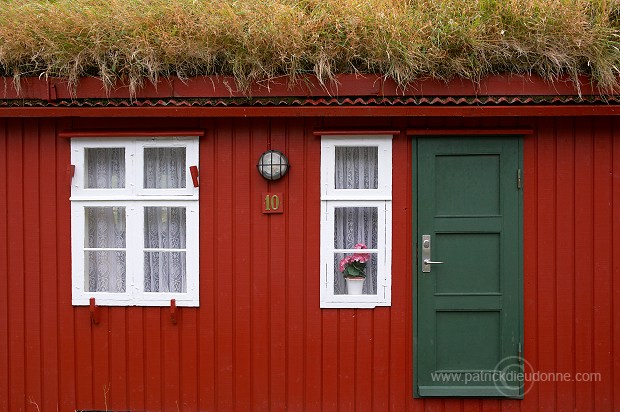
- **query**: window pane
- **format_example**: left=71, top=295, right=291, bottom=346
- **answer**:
left=144, top=207, right=186, bottom=249
left=334, top=207, right=378, bottom=249
left=144, top=147, right=186, bottom=189
left=85, top=148, right=125, bottom=188
left=334, top=252, right=378, bottom=295
left=144, top=251, right=187, bottom=292
left=85, top=207, right=126, bottom=248
left=85, top=251, right=126, bottom=292
left=335, top=146, right=378, bottom=189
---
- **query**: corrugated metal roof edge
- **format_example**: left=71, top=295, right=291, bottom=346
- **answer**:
left=1, top=95, right=619, bottom=108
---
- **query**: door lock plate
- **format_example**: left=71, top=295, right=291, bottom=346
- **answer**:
left=421, top=234, right=444, bottom=272
left=422, top=235, right=432, bottom=273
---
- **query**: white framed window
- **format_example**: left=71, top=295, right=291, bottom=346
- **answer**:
left=320, top=136, right=392, bottom=308
left=70, top=137, right=199, bottom=306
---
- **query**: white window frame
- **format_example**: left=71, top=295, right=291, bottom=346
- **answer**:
left=71, top=137, right=199, bottom=307
left=320, top=135, right=392, bottom=308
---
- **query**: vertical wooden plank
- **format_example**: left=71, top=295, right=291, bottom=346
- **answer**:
left=39, top=119, right=59, bottom=412
left=555, top=117, right=576, bottom=411
left=304, top=118, right=323, bottom=411
left=268, top=119, right=288, bottom=411
left=0, top=119, right=9, bottom=412
left=107, top=309, right=127, bottom=410
left=55, top=120, right=76, bottom=411
left=74, top=310, right=93, bottom=410
left=355, top=311, right=373, bottom=411
left=613, top=117, right=620, bottom=412
left=443, top=399, right=463, bottom=412
left=126, top=307, right=145, bottom=410
left=198, top=118, right=216, bottom=412
left=7, top=119, right=26, bottom=412
left=521, top=120, right=539, bottom=411
left=424, top=397, right=444, bottom=412
left=462, top=400, right=482, bottom=412
left=180, top=309, right=198, bottom=412
left=23, top=120, right=42, bottom=411
left=251, top=118, right=271, bottom=411
left=232, top=118, right=252, bottom=411
left=480, top=399, right=499, bottom=412
left=593, top=117, right=613, bottom=412
left=574, top=117, right=595, bottom=411
left=214, top=119, right=235, bottom=411
left=389, top=128, right=410, bottom=412
left=285, top=118, right=307, bottom=412
left=92, top=308, right=110, bottom=409
left=143, top=310, right=162, bottom=411
left=536, top=118, right=557, bottom=411
left=162, top=308, right=181, bottom=411
left=321, top=310, right=339, bottom=411
left=372, top=309, right=391, bottom=411
left=338, top=310, right=356, bottom=412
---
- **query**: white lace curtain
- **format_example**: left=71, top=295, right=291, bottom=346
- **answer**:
left=333, top=147, right=379, bottom=295
left=86, top=207, right=127, bottom=292
left=144, top=207, right=187, bottom=293
left=335, top=146, right=378, bottom=189
left=144, top=147, right=186, bottom=189
left=85, top=147, right=187, bottom=293
left=86, top=148, right=125, bottom=188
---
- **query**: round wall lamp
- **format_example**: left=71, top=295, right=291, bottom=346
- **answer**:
left=257, top=150, right=289, bottom=180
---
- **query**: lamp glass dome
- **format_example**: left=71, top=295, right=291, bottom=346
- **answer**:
left=257, top=150, right=289, bottom=180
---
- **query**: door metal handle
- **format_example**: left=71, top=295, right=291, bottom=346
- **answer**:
left=421, top=235, right=444, bottom=273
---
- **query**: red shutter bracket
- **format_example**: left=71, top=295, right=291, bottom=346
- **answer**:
left=89, top=297, right=100, bottom=325
left=189, top=166, right=199, bottom=187
left=67, top=164, right=75, bottom=186
left=170, top=299, right=178, bottom=325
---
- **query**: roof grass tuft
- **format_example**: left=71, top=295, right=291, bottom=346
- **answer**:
left=1, top=0, right=619, bottom=95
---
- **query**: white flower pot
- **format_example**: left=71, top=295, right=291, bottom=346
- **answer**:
left=345, top=278, right=365, bottom=295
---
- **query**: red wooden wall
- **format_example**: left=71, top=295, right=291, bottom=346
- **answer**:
left=0, top=115, right=618, bottom=411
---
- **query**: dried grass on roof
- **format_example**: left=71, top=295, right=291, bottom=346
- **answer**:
left=1, top=0, right=619, bottom=95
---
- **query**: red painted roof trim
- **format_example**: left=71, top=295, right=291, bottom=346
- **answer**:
left=0, top=74, right=603, bottom=100
left=407, top=128, right=534, bottom=135
left=58, top=129, right=205, bottom=138
left=313, top=130, right=401, bottom=136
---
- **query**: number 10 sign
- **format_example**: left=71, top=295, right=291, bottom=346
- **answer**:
left=262, top=192, right=283, bottom=214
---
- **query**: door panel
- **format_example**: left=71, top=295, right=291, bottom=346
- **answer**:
left=415, top=136, right=522, bottom=397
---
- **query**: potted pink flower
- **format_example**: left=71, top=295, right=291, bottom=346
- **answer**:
left=339, top=243, right=369, bottom=295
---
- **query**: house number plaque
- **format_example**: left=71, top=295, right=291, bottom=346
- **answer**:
left=262, top=192, right=283, bottom=214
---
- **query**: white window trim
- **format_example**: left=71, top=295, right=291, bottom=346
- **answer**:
left=320, top=135, right=392, bottom=308
left=70, top=137, right=200, bottom=307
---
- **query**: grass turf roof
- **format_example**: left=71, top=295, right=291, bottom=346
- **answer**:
left=1, top=0, right=620, bottom=96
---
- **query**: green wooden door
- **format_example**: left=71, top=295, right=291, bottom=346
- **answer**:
left=415, top=136, right=523, bottom=397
